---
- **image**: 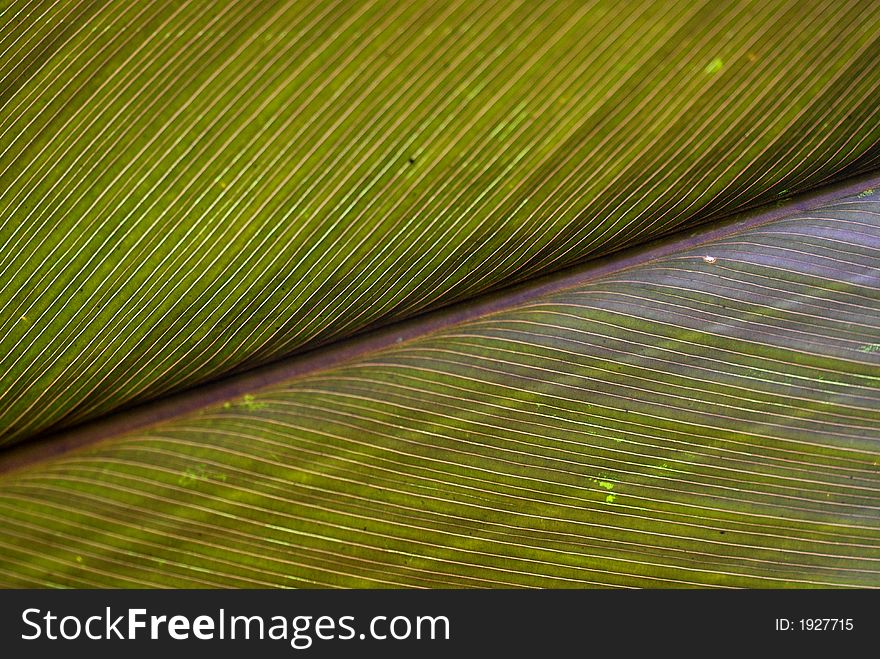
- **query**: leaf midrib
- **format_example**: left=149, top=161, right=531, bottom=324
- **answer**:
left=2, top=169, right=879, bottom=475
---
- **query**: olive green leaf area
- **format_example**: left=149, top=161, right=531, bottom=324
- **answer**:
left=3, top=0, right=880, bottom=446
left=1, top=192, right=878, bottom=588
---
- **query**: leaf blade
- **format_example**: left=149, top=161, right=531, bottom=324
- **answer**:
left=3, top=0, right=880, bottom=445
left=1, top=190, right=878, bottom=587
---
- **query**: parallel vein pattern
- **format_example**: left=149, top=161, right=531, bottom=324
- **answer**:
left=2, top=0, right=880, bottom=445
left=1, top=194, right=878, bottom=588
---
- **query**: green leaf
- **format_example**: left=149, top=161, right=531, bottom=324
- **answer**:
left=1, top=190, right=879, bottom=587
left=1, top=1, right=880, bottom=588
left=3, top=0, right=880, bottom=445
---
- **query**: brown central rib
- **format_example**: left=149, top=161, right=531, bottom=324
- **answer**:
left=2, top=170, right=879, bottom=475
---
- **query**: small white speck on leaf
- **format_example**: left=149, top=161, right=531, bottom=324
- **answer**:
left=702, top=255, right=717, bottom=264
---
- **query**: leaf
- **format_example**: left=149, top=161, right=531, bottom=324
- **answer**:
left=1, top=1, right=880, bottom=588
left=1, top=189, right=879, bottom=587
left=3, top=0, right=880, bottom=445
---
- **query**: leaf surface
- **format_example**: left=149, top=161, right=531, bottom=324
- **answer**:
left=3, top=0, right=880, bottom=446
left=1, top=190, right=878, bottom=587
